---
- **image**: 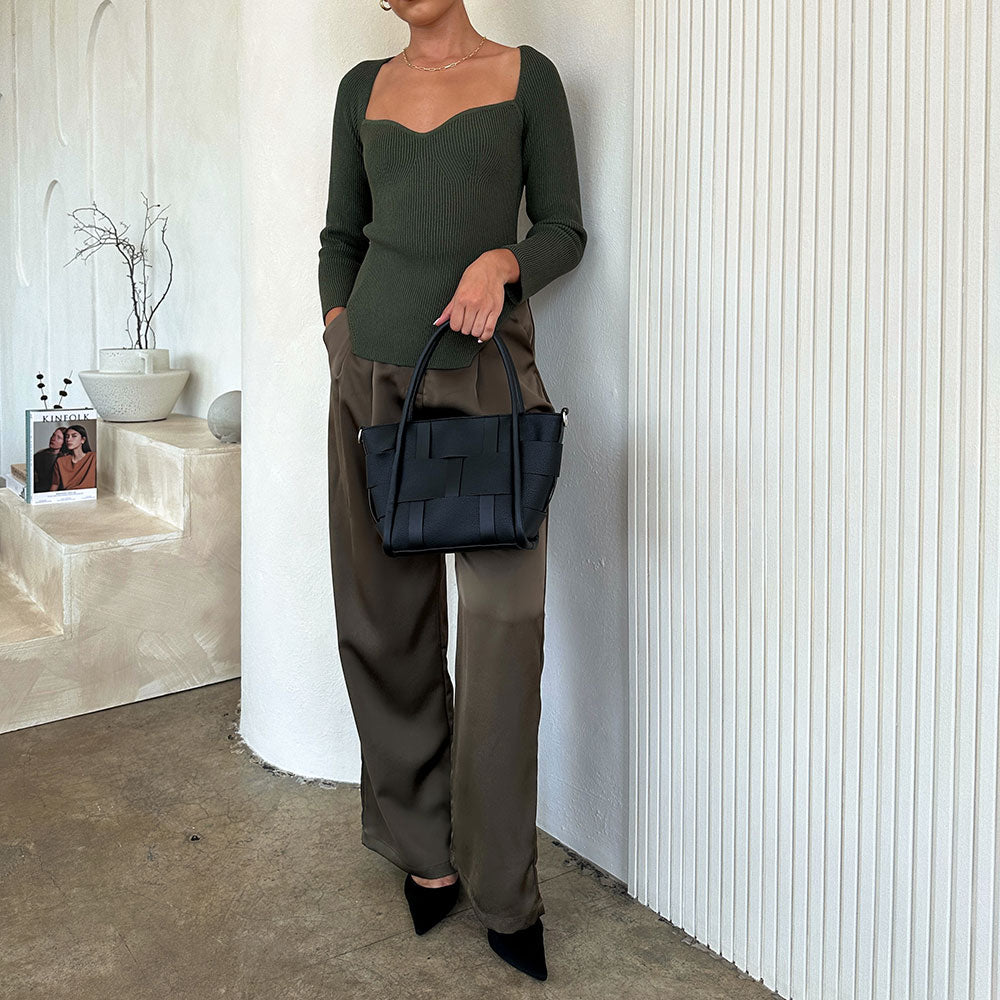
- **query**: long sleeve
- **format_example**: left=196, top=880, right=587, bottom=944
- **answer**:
left=318, top=66, right=372, bottom=320
left=500, top=50, right=587, bottom=309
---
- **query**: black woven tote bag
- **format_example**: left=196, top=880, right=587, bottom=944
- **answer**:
left=357, top=320, right=569, bottom=556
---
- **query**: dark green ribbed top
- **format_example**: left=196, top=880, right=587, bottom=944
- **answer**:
left=318, top=44, right=587, bottom=369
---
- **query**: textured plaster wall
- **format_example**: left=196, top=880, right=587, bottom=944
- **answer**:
left=0, top=0, right=242, bottom=465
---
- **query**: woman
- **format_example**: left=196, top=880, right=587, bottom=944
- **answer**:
left=318, top=0, right=586, bottom=981
left=34, top=426, right=65, bottom=493
left=50, top=425, right=96, bottom=491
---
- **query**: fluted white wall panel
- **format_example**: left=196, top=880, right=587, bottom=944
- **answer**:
left=629, top=3, right=1000, bottom=999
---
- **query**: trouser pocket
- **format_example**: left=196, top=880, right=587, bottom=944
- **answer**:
left=323, top=309, right=352, bottom=381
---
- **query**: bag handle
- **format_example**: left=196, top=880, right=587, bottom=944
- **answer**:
left=381, top=320, right=529, bottom=554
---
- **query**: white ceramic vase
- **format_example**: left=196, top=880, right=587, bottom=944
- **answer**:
left=78, top=348, right=190, bottom=422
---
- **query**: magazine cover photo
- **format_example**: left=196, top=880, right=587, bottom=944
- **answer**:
left=26, top=409, right=98, bottom=503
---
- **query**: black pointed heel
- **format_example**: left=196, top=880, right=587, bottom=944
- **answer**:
left=403, top=873, right=461, bottom=935
left=486, top=916, right=548, bottom=980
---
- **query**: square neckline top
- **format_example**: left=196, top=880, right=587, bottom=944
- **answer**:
left=319, top=41, right=587, bottom=369
left=361, top=44, right=526, bottom=136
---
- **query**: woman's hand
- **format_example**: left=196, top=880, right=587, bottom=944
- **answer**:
left=324, top=305, right=346, bottom=327
left=433, top=249, right=519, bottom=343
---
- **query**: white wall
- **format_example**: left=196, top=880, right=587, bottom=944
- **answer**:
left=630, top=3, right=1000, bottom=1000
left=237, top=0, right=634, bottom=888
left=0, top=0, right=242, bottom=466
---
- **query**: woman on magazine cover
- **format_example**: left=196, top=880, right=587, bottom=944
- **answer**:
left=50, top=425, right=96, bottom=492
left=318, top=0, right=586, bottom=980
left=33, top=426, right=65, bottom=493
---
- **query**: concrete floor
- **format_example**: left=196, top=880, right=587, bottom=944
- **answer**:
left=1, top=679, right=777, bottom=999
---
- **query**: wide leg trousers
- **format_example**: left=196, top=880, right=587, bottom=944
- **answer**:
left=323, top=298, right=554, bottom=934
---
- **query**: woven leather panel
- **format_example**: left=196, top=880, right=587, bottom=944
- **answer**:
left=360, top=411, right=564, bottom=554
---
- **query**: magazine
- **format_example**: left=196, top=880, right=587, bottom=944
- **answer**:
left=25, top=408, right=98, bottom=504
left=4, top=463, right=27, bottom=500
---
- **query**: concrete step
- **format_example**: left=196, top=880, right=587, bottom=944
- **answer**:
left=0, top=414, right=240, bottom=735
left=0, top=568, right=62, bottom=645
left=0, top=488, right=182, bottom=627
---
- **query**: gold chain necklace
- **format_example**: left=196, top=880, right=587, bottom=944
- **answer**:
left=402, top=34, right=488, bottom=72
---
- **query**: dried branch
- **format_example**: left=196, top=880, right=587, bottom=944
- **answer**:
left=66, top=193, right=173, bottom=350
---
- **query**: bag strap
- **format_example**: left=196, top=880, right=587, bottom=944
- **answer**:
left=381, top=320, right=529, bottom=554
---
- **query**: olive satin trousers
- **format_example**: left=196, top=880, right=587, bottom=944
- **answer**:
left=323, top=298, right=554, bottom=934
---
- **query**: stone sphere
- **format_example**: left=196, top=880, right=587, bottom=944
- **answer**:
left=207, top=391, right=242, bottom=443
